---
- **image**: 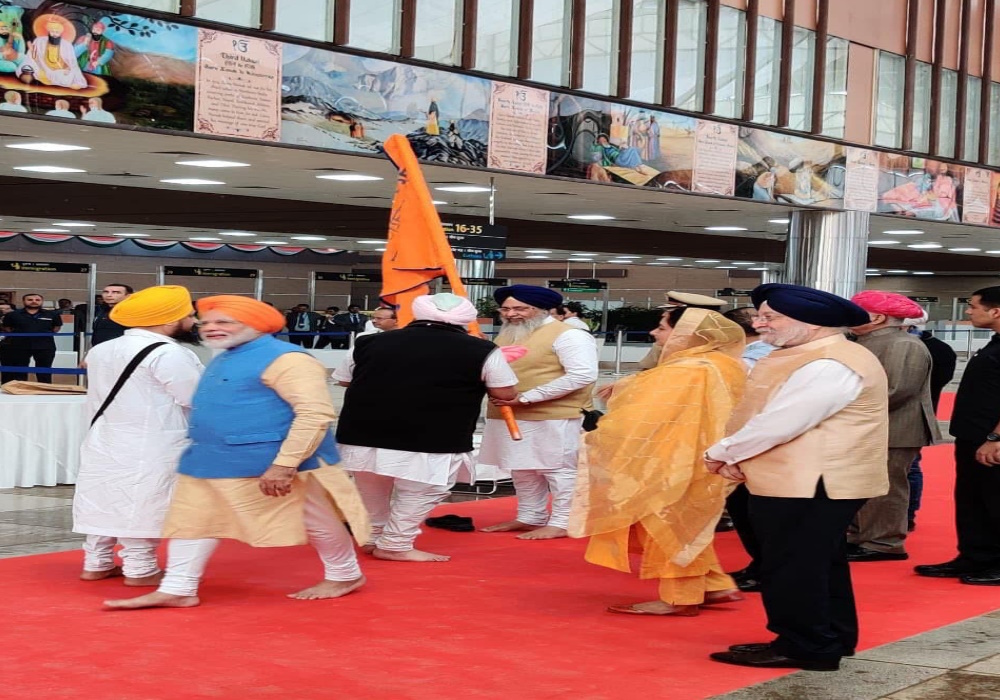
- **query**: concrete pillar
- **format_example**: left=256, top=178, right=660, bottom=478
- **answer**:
left=455, top=259, right=496, bottom=308
left=785, top=210, right=869, bottom=298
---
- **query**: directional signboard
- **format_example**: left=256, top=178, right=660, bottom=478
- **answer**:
left=0, top=261, right=90, bottom=273
left=548, top=278, right=608, bottom=293
left=442, top=222, right=507, bottom=261
left=164, top=266, right=258, bottom=279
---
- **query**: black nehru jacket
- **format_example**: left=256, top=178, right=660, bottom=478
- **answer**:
left=951, top=334, right=1000, bottom=443
left=336, top=322, right=497, bottom=453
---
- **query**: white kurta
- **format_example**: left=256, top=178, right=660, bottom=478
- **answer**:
left=72, top=329, right=204, bottom=538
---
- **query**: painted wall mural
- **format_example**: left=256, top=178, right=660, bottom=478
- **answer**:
left=877, top=154, right=964, bottom=223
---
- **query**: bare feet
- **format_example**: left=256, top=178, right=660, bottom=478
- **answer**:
left=80, top=566, right=122, bottom=581
left=124, top=571, right=165, bottom=587
left=103, top=591, right=200, bottom=610
left=288, top=575, right=366, bottom=600
left=360, top=544, right=376, bottom=554
left=480, top=520, right=539, bottom=533
left=702, top=589, right=744, bottom=605
left=372, top=548, right=450, bottom=562
left=517, top=525, right=567, bottom=540
left=607, top=600, right=700, bottom=616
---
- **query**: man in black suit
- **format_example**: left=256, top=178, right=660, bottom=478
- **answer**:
left=283, top=303, right=324, bottom=348
left=331, top=305, right=367, bottom=349
left=314, top=306, right=340, bottom=350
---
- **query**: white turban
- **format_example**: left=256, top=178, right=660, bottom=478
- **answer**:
left=412, top=293, right=476, bottom=326
left=902, top=311, right=929, bottom=326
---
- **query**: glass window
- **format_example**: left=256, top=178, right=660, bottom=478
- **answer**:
left=476, top=0, right=518, bottom=75
left=874, top=52, right=905, bottom=148
left=628, top=0, right=665, bottom=103
left=582, top=0, right=617, bottom=95
left=938, top=69, right=958, bottom=158
left=989, top=83, right=1000, bottom=166
left=964, top=76, right=982, bottom=161
left=532, top=0, right=571, bottom=85
left=348, top=0, right=400, bottom=54
left=714, top=6, right=745, bottom=118
left=196, top=0, right=259, bottom=27
left=275, top=0, right=331, bottom=41
left=912, top=61, right=932, bottom=152
left=674, top=0, right=707, bottom=111
left=113, top=0, right=180, bottom=10
left=752, top=16, right=781, bottom=124
left=822, top=37, right=848, bottom=138
left=414, top=0, right=462, bottom=65
left=788, top=27, right=815, bottom=131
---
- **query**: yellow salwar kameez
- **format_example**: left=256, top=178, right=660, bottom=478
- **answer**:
left=569, top=309, right=747, bottom=606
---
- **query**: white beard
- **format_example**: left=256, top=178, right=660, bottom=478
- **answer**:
left=495, top=314, right=548, bottom=345
left=201, top=326, right=264, bottom=350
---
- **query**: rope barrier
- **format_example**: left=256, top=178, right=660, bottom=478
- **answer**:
left=0, top=366, right=87, bottom=375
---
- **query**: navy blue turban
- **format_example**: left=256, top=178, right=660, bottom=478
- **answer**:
left=751, top=283, right=870, bottom=328
left=494, top=284, right=563, bottom=310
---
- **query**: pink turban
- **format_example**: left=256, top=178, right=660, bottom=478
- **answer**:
left=850, top=291, right=925, bottom=320
left=412, top=293, right=476, bottom=326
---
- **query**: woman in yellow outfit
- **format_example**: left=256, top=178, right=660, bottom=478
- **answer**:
left=569, top=307, right=748, bottom=616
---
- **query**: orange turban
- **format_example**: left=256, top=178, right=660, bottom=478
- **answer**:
left=110, top=285, right=193, bottom=327
left=195, top=295, right=286, bottom=333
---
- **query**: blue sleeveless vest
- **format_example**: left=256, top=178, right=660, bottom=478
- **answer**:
left=178, top=335, right=340, bottom=478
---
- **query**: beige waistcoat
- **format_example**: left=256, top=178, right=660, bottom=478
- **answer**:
left=486, top=320, right=594, bottom=421
left=727, top=334, right=890, bottom=499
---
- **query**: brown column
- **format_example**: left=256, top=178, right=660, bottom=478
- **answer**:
left=742, top=0, right=759, bottom=121
left=517, top=0, right=534, bottom=79
left=703, top=0, right=720, bottom=113
left=570, top=0, right=585, bottom=90
left=400, top=0, right=417, bottom=58
left=462, top=0, right=479, bottom=70
left=901, top=0, right=919, bottom=150
left=928, top=0, right=946, bottom=154
left=661, top=0, right=680, bottom=104
left=980, top=0, right=995, bottom=162
left=180, top=0, right=196, bottom=17
left=260, top=0, right=276, bottom=30
left=333, top=0, right=350, bottom=45
left=810, top=0, right=829, bottom=134
left=616, top=0, right=634, bottom=97
left=777, top=0, right=795, bottom=127
left=955, top=0, right=971, bottom=159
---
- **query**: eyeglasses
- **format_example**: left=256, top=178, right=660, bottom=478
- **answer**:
left=754, top=313, right=787, bottom=324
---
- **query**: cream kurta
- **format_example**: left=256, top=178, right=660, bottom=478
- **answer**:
left=162, top=352, right=370, bottom=546
left=73, top=330, right=204, bottom=538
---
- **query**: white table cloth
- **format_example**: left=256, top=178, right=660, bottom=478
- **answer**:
left=0, top=395, right=88, bottom=488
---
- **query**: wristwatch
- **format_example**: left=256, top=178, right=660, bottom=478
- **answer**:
left=517, top=394, right=531, bottom=405
left=987, top=433, right=1000, bottom=442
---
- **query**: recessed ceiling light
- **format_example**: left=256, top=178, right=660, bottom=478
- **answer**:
left=113, top=232, right=150, bottom=238
left=32, top=228, right=70, bottom=233
left=866, top=269, right=880, bottom=272
left=525, top=255, right=550, bottom=259
left=987, top=250, right=1000, bottom=254
left=161, top=178, right=224, bottom=186
left=907, top=243, right=942, bottom=249
left=570, top=253, right=597, bottom=257
left=869, top=240, right=901, bottom=245
left=431, top=200, right=448, bottom=205
left=316, top=173, right=383, bottom=181
left=358, top=239, right=386, bottom=244
left=14, top=165, right=85, bottom=173
left=189, top=236, right=221, bottom=241
left=731, top=262, right=756, bottom=266
left=524, top=249, right=552, bottom=253
left=883, top=229, right=923, bottom=235
left=886, top=269, right=909, bottom=273
left=716, top=266, right=738, bottom=269
left=53, top=222, right=94, bottom=227
left=913, top=271, right=935, bottom=275
left=175, top=159, right=250, bottom=168
left=866, top=273, right=882, bottom=277
left=434, top=185, right=491, bottom=193
left=748, top=267, right=769, bottom=271
left=7, top=142, right=90, bottom=152
left=219, top=231, right=256, bottom=237
left=374, top=247, right=387, bottom=252
left=646, top=262, right=669, bottom=265
left=567, top=214, right=616, bottom=221
left=948, top=247, right=981, bottom=252
left=695, top=259, right=722, bottom=263
left=705, top=226, right=747, bottom=232
left=656, top=257, right=682, bottom=261
left=291, top=235, right=328, bottom=241
left=768, top=218, right=790, bottom=224
left=609, top=259, right=635, bottom=263
left=256, top=240, right=289, bottom=245
left=612, top=255, right=641, bottom=259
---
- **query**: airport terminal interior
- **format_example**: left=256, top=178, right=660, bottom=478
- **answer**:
left=2, top=0, right=1000, bottom=698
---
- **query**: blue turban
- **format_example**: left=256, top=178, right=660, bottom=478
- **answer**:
left=494, top=284, right=563, bottom=310
left=751, top=283, right=870, bottom=327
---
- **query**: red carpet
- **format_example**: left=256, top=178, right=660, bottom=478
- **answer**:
left=2, top=447, right=997, bottom=698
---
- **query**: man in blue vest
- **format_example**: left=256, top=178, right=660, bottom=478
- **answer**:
left=105, top=295, right=370, bottom=610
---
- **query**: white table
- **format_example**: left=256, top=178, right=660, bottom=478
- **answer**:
left=0, top=394, right=88, bottom=488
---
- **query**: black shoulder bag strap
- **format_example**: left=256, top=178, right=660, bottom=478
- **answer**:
left=90, top=342, right=168, bottom=427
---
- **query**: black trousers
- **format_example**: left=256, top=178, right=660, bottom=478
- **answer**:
left=1, top=346, right=57, bottom=383
left=954, top=440, right=1000, bottom=567
left=288, top=335, right=315, bottom=349
left=726, top=483, right=760, bottom=576
left=749, top=480, right=867, bottom=661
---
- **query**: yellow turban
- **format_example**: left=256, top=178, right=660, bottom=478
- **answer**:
left=196, top=295, right=286, bottom=334
left=109, top=285, right=193, bottom=327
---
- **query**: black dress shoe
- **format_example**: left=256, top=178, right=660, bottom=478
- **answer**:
left=736, top=577, right=761, bottom=592
left=915, top=559, right=993, bottom=578
left=847, top=546, right=908, bottom=562
left=709, top=649, right=840, bottom=671
left=728, top=642, right=855, bottom=657
left=715, top=515, right=735, bottom=532
left=960, top=570, right=1000, bottom=586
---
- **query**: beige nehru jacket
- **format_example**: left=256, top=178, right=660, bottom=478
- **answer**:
left=726, top=334, right=890, bottom=499
left=486, top=320, right=594, bottom=421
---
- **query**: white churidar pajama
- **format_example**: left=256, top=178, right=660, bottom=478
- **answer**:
left=157, top=476, right=361, bottom=597
left=476, top=320, right=598, bottom=529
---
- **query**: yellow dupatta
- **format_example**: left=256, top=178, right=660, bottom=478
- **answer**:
left=568, top=309, right=747, bottom=578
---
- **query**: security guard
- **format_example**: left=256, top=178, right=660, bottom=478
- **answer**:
left=0, top=293, right=63, bottom=384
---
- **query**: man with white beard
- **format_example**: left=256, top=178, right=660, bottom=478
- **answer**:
left=478, top=285, right=599, bottom=540
left=104, top=295, right=369, bottom=609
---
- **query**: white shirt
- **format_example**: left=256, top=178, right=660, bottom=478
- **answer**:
left=561, top=316, right=590, bottom=331
left=333, top=345, right=517, bottom=387
left=520, top=317, right=599, bottom=404
left=706, top=359, right=862, bottom=465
